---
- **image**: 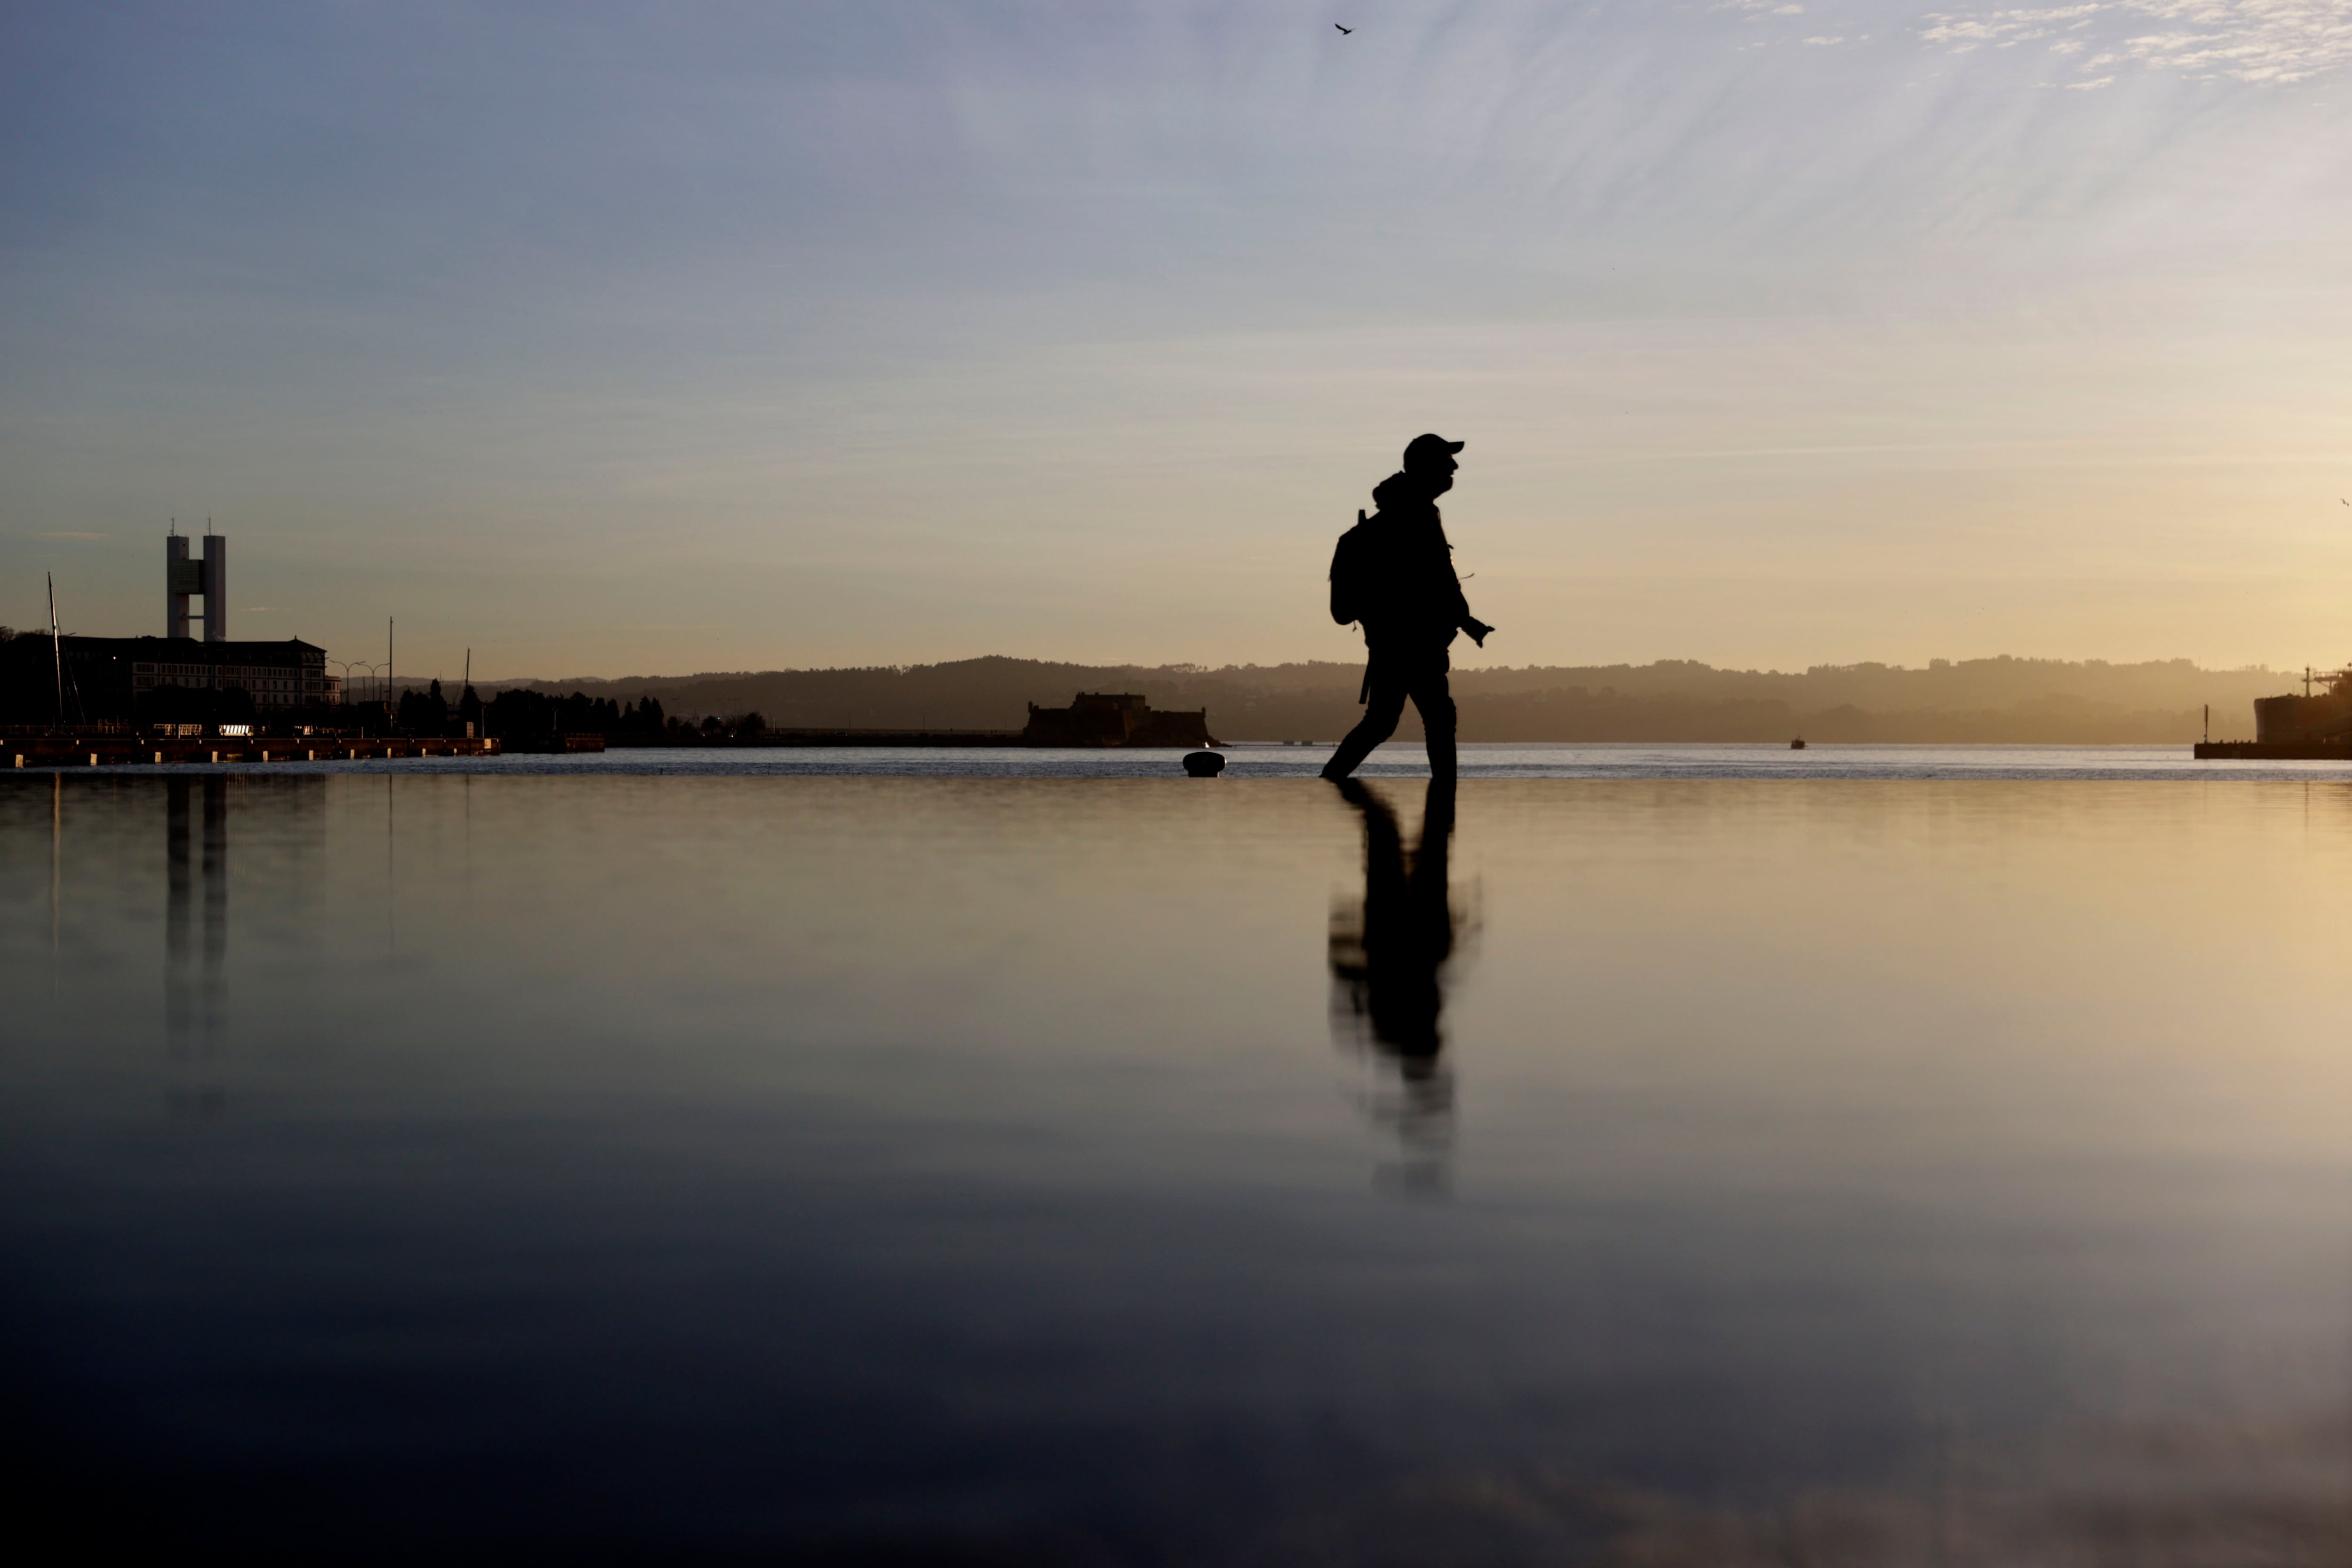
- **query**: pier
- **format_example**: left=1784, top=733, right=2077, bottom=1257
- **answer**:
left=2193, top=740, right=2352, bottom=761
left=745, top=728, right=1025, bottom=747
left=726, top=696, right=1217, bottom=748
left=9, top=735, right=502, bottom=767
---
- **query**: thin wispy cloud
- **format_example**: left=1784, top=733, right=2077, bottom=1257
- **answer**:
left=1923, top=0, right=2352, bottom=83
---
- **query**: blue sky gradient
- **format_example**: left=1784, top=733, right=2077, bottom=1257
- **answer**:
left=4, top=1, right=2347, bottom=678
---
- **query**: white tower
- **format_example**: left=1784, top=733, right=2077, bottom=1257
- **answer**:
left=166, top=530, right=227, bottom=642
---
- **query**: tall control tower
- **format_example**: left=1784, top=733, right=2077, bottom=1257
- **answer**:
left=167, top=530, right=227, bottom=641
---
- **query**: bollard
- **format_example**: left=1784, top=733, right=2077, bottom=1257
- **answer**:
left=154, top=751, right=163, bottom=764
left=90, top=752, right=99, bottom=766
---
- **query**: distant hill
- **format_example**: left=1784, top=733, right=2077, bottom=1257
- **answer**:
left=474, top=654, right=2306, bottom=743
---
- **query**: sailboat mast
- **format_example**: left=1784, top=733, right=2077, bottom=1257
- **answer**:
left=48, top=573, right=63, bottom=722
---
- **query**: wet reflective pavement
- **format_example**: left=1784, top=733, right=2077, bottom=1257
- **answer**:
left=4, top=774, right=2348, bottom=1562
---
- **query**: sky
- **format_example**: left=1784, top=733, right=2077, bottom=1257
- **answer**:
left=2, top=0, right=2347, bottom=682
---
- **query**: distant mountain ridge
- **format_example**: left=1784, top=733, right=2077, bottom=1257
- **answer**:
left=473, top=655, right=2304, bottom=743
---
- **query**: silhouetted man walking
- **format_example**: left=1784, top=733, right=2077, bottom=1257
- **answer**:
left=1322, top=433, right=1493, bottom=781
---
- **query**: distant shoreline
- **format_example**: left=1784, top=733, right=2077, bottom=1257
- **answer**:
left=419, top=654, right=2303, bottom=747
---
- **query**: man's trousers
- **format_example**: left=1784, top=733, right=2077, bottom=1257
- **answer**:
left=1321, top=643, right=1456, bottom=780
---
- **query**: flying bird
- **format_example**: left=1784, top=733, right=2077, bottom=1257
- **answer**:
left=1335, top=24, right=1353, bottom=34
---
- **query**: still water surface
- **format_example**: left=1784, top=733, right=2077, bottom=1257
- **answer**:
left=4, top=773, right=2348, bottom=1561
left=51, top=739, right=2352, bottom=780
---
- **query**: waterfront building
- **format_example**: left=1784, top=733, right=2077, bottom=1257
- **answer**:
left=78, top=526, right=333, bottom=712
left=2253, top=669, right=2351, bottom=744
left=1021, top=692, right=1216, bottom=748
left=58, top=635, right=332, bottom=716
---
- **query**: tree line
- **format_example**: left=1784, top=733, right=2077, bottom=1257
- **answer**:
left=395, top=681, right=769, bottom=742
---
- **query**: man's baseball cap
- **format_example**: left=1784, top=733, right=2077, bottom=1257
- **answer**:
left=1404, top=433, right=1466, bottom=466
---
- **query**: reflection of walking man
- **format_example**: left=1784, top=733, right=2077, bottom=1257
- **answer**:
left=1327, top=778, right=1461, bottom=1072
left=1327, top=778, right=1470, bottom=1174
left=1321, top=434, right=1494, bottom=781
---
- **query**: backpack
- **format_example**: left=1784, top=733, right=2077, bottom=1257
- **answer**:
left=1329, top=509, right=1376, bottom=626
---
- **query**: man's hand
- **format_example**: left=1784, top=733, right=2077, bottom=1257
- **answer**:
left=1463, top=617, right=1495, bottom=647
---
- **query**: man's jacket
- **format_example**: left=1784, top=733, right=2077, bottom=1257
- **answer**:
left=1355, top=471, right=1471, bottom=648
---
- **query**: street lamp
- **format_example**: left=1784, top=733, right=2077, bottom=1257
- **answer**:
left=331, top=660, right=386, bottom=709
